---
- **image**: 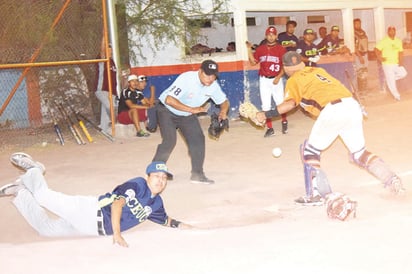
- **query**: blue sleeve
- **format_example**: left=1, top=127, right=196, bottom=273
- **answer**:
left=148, top=197, right=168, bottom=225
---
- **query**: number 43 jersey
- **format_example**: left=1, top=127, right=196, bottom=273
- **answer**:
left=253, top=43, right=286, bottom=78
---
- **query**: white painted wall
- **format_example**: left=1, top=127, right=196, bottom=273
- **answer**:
left=129, top=1, right=412, bottom=67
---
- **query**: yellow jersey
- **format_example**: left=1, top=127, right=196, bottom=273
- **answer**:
left=284, top=67, right=352, bottom=117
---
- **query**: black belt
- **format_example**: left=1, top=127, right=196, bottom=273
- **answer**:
left=330, top=99, right=342, bottom=105
left=261, top=75, right=276, bottom=79
left=97, top=209, right=105, bottom=236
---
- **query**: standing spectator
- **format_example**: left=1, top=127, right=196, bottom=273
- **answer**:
left=152, top=60, right=229, bottom=184
left=117, top=75, right=153, bottom=137
left=353, top=18, right=369, bottom=72
left=1, top=152, right=191, bottom=248
left=246, top=26, right=288, bottom=137
left=277, top=20, right=299, bottom=52
left=313, top=26, right=327, bottom=46
left=317, top=26, right=349, bottom=55
left=94, top=43, right=118, bottom=133
left=374, top=26, right=408, bottom=101
left=296, top=28, right=320, bottom=67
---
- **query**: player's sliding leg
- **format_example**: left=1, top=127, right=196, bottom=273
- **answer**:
left=295, top=140, right=332, bottom=206
left=351, top=149, right=404, bottom=194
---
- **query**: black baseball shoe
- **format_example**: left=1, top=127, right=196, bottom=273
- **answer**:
left=146, top=126, right=157, bottom=133
left=264, top=128, right=275, bottom=138
left=190, top=173, right=215, bottom=185
left=282, top=121, right=288, bottom=134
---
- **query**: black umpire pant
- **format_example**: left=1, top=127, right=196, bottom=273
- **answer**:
left=152, top=104, right=205, bottom=175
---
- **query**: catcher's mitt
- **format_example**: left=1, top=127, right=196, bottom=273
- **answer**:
left=208, top=113, right=229, bottom=140
left=326, top=192, right=357, bottom=221
left=239, top=102, right=263, bottom=126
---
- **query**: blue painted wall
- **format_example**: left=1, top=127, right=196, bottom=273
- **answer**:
left=0, top=70, right=29, bottom=128
left=142, top=62, right=356, bottom=119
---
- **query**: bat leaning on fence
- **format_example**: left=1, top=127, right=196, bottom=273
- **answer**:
left=55, top=102, right=84, bottom=145
left=67, top=104, right=93, bottom=143
left=76, top=112, right=115, bottom=142
left=45, top=100, right=64, bottom=145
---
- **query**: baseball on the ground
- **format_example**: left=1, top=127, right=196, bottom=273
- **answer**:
left=272, top=147, right=282, bottom=157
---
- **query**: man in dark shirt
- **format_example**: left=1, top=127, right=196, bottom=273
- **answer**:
left=277, top=20, right=299, bottom=52
left=296, top=28, right=320, bottom=66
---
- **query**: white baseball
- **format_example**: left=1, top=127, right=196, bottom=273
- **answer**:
left=272, top=147, right=282, bottom=157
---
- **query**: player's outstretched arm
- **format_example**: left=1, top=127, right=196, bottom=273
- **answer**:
left=111, top=197, right=129, bottom=248
left=167, top=217, right=194, bottom=229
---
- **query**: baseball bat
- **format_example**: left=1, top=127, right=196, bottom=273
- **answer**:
left=344, top=70, right=368, bottom=117
left=77, top=113, right=115, bottom=142
left=67, top=104, right=93, bottom=143
left=59, top=103, right=87, bottom=145
left=55, top=102, right=83, bottom=145
left=45, top=100, right=64, bottom=145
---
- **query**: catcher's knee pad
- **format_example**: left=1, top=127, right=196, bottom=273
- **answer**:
left=352, top=150, right=396, bottom=186
left=301, top=140, right=321, bottom=168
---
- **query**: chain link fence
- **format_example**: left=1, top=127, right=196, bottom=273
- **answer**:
left=0, top=1, right=109, bottom=151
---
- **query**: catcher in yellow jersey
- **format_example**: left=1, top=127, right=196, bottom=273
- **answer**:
left=257, top=51, right=404, bottom=205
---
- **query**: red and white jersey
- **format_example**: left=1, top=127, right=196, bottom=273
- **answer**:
left=253, top=44, right=286, bottom=77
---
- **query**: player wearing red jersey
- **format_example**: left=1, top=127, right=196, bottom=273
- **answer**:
left=246, top=26, right=288, bottom=137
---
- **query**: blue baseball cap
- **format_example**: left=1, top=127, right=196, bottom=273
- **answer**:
left=146, top=161, right=173, bottom=179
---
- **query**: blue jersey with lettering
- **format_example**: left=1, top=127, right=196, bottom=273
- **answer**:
left=296, top=40, right=318, bottom=66
left=98, top=177, right=168, bottom=235
left=158, top=71, right=227, bottom=116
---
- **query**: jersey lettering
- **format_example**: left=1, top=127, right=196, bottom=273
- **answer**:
left=269, top=64, right=280, bottom=72
left=127, top=197, right=152, bottom=222
left=172, top=86, right=182, bottom=96
left=315, top=73, right=331, bottom=83
left=304, top=49, right=317, bottom=56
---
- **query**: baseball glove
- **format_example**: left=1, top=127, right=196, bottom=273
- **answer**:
left=325, top=192, right=357, bottom=221
left=208, top=112, right=229, bottom=140
left=239, top=102, right=263, bottom=126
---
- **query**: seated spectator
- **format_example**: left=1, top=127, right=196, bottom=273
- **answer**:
left=296, top=28, right=320, bottom=66
left=277, top=20, right=299, bottom=51
left=226, top=41, right=236, bottom=52
left=117, top=75, right=154, bottom=137
left=317, top=26, right=349, bottom=55
left=313, top=26, right=327, bottom=46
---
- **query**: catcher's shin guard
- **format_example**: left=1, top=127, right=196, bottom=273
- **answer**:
left=352, top=150, right=404, bottom=193
left=303, top=164, right=332, bottom=197
left=301, top=140, right=332, bottom=197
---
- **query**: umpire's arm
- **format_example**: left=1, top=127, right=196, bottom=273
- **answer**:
left=217, top=100, right=230, bottom=120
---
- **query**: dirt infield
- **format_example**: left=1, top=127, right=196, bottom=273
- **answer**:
left=1, top=85, right=412, bottom=273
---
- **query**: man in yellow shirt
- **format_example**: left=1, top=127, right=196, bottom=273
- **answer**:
left=375, top=26, right=408, bottom=100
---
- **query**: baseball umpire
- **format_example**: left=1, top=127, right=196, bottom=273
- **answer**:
left=1, top=153, right=191, bottom=247
left=257, top=51, right=404, bottom=205
left=152, top=59, right=229, bottom=184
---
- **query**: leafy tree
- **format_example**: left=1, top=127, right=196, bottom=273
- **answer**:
left=117, top=0, right=230, bottom=64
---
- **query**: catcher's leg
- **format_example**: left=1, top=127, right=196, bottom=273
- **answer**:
left=301, top=140, right=332, bottom=198
left=351, top=149, right=404, bottom=194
